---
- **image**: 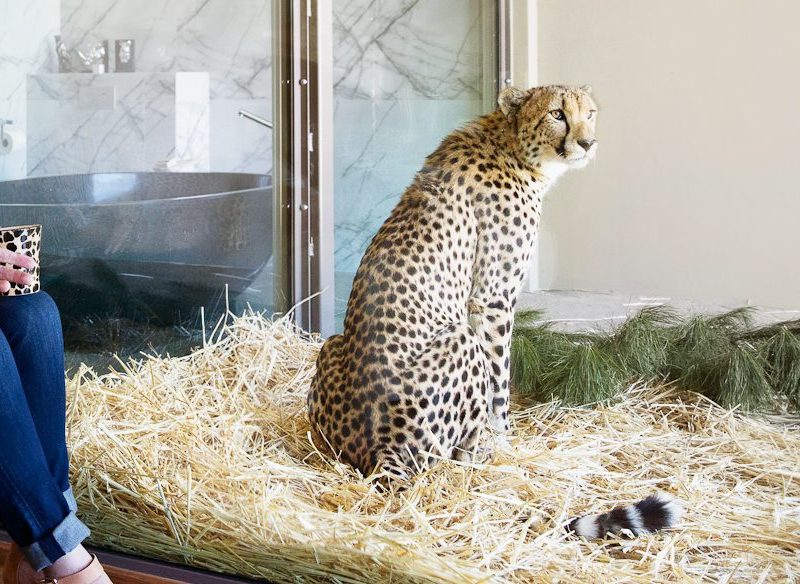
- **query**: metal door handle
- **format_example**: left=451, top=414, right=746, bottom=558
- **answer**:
left=238, top=110, right=273, bottom=129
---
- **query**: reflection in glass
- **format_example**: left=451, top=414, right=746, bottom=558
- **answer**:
left=332, top=0, right=496, bottom=330
left=0, top=0, right=275, bottom=368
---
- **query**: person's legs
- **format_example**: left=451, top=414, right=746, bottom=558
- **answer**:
left=0, top=292, right=72, bottom=503
left=0, top=294, right=90, bottom=571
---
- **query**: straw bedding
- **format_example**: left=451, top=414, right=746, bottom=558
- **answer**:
left=66, top=312, right=800, bottom=583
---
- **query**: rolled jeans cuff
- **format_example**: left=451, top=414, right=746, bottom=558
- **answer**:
left=63, top=487, right=78, bottom=512
left=21, top=510, right=91, bottom=571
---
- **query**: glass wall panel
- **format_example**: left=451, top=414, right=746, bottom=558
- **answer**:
left=0, top=0, right=275, bottom=368
left=332, top=0, right=497, bottom=330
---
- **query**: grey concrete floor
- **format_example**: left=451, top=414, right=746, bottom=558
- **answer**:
left=516, top=289, right=800, bottom=333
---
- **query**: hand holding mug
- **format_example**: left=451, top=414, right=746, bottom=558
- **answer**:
left=0, top=224, right=42, bottom=296
left=0, top=248, right=37, bottom=293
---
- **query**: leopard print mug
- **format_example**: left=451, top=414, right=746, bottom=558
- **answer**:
left=0, top=224, right=41, bottom=296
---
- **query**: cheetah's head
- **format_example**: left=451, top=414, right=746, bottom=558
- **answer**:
left=499, top=84, right=597, bottom=177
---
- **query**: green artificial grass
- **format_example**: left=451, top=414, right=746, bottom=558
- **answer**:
left=511, top=306, right=800, bottom=412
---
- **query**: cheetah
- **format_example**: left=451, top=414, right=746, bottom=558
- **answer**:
left=308, top=85, right=683, bottom=537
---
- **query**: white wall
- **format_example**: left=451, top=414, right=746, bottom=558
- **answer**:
left=536, top=0, right=800, bottom=309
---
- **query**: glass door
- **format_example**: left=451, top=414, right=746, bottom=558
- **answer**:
left=0, top=0, right=503, bottom=355
left=330, top=0, right=500, bottom=331
left=0, top=0, right=280, bottom=369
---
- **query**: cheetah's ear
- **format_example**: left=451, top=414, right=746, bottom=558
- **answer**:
left=498, top=86, right=528, bottom=119
left=580, top=84, right=593, bottom=94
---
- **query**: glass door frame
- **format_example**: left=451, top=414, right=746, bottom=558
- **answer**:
left=277, top=0, right=527, bottom=336
left=273, top=0, right=335, bottom=336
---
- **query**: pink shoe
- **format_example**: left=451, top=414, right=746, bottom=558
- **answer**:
left=39, top=556, right=112, bottom=584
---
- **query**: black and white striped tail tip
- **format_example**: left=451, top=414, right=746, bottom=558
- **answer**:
left=566, top=493, right=684, bottom=538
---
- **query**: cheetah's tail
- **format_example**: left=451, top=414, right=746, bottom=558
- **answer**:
left=566, top=493, right=684, bottom=538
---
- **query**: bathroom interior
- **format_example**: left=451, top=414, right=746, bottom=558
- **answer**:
left=0, top=0, right=494, bottom=371
left=0, top=0, right=275, bottom=370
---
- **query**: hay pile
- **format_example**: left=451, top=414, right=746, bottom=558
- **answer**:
left=67, top=312, right=800, bottom=582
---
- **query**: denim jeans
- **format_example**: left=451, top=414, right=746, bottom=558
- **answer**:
left=0, top=291, right=90, bottom=570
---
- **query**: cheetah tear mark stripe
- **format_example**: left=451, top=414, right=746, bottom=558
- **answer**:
left=566, top=493, right=684, bottom=538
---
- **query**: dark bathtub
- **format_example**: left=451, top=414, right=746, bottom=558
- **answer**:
left=0, top=172, right=272, bottom=323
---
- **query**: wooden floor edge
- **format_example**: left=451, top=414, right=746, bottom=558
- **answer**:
left=0, top=541, right=186, bottom=584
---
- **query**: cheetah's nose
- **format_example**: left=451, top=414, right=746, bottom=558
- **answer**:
left=577, top=139, right=596, bottom=152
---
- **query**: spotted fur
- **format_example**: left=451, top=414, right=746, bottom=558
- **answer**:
left=308, top=85, right=599, bottom=480
left=307, top=86, right=681, bottom=537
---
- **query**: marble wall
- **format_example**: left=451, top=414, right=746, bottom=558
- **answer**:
left=0, top=0, right=271, bottom=180
left=58, top=0, right=273, bottom=175
left=60, top=0, right=271, bottom=100
left=0, top=0, right=60, bottom=180
left=332, top=0, right=493, bottom=320
left=26, top=72, right=212, bottom=176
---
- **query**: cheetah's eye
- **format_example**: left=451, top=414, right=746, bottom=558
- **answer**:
left=549, top=110, right=565, bottom=121
left=587, top=110, right=596, bottom=120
